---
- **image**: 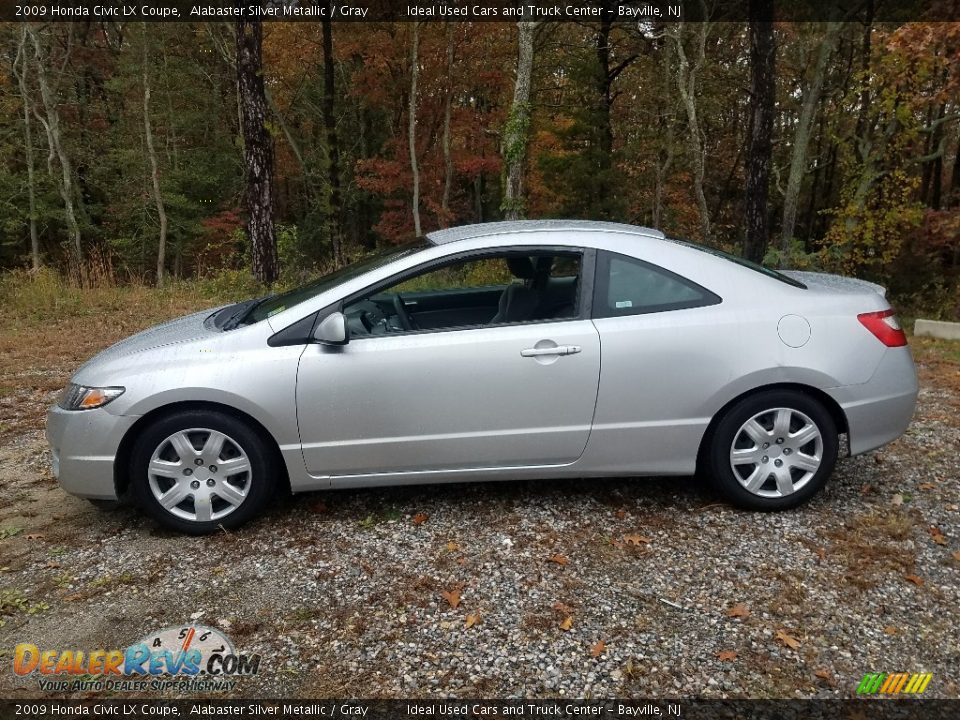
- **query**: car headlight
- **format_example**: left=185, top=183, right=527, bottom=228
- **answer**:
left=57, top=383, right=125, bottom=411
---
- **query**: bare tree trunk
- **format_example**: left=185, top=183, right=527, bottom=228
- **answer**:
left=236, top=20, right=278, bottom=284
left=408, top=21, right=422, bottom=236
left=142, top=25, right=168, bottom=288
left=502, top=21, right=537, bottom=221
left=14, top=28, right=40, bottom=270
left=781, top=22, right=840, bottom=250
left=440, top=20, right=454, bottom=226
left=322, top=11, right=343, bottom=263
left=743, top=0, right=777, bottom=264
left=26, top=24, right=82, bottom=264
left=668, top=16, right=712, bottom=244
left=652, top=37, right=674, bottom=228
left=948, top=128, right=960, bottom=208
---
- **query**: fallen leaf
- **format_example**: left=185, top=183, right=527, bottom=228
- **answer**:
left=623, top=534, right=652, bottom=546
left=891, top=493, right=904, bottom=506
left=560, top=616, right=573, bottom=631
left=441, top=589, right=461, bottom=609
left=63, top=593, right=83, bottom=602
left=883, top=625, right=898, bottom=635
left=814, top=546, right=826, bottom=561
left=465, top=613, right=480, bottom=628
left=928, top=526, right=947, bottom=545
left=45, top=561, right=61, bottom=569
left=547, top=553, right=569, bottom=566
left=614, top=509, right=627, bottom=520
left=904, top=574, right=924, bottom=586
left=590, top=640, right=606, bottom=657
left=917, top=482, right=936, bottom=491
left=309, top=499, right=328, bottom=514
left=412, top=512, right=429, bottom=526
left=25, top=533, right=44, bottom=540
left=952, top=551, right=960, bottom=562
left=775, top=628, right=801, bottom=649
left=552, top=601, right=573, bottom=615
left=726, top=603, right=750, bottom=619
left=814, top=668, right=835, bottom=684
left=446, top=541, right=460, bottom=552
left=716, top=650, right=737, bottom=662
left=860, top=484, right=875, bottom=495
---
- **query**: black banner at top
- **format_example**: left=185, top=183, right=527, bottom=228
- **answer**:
left=3, top=0, right=959, bottom=23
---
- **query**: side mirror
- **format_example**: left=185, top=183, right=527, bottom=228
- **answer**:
left=313, top=312, right=349, bottom=345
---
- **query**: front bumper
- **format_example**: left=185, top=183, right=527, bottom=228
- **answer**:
left=45, top=405, right=140, bottom=500
left=827, top=347, right=919, bottom=456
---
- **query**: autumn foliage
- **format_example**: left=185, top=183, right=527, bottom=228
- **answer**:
left=0, top=17, right=958, bottom=316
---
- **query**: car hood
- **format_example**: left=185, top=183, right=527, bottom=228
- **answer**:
left=782, top=271, right=886, bottom=298
left=75, top=308, right=222, bottom=375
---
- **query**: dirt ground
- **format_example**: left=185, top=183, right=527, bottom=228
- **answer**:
left=0, top=289, right=958, bottom=699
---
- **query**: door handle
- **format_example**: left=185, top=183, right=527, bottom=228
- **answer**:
left=521, top=345, right=582, bottom=357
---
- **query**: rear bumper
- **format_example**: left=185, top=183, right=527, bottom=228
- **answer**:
left=827, top=347, right=919, bottom=456
left=45, top=405, right=139, bottom=500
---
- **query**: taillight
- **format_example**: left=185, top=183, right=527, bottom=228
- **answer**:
left=858, top=309, right=907, bottom=347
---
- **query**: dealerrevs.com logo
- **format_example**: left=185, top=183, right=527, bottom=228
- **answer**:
left=13, top=624, right=260, bottom=693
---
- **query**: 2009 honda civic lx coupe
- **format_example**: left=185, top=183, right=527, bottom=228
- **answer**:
left=47, top=220, right=919, bottom=534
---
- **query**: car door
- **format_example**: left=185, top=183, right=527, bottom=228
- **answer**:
left=295, top=248, right=600, bottom=478
left=583, top=249, right=725, bottom=474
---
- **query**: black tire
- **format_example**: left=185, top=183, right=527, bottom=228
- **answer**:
left=707, top=390, right=838, bottom=511
left=129, top=409, right=276, bottom=534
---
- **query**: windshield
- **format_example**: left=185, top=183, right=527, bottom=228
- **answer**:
left=241, top=240, right=429, bottom=325
left=668, top=237, right=807, bottom=289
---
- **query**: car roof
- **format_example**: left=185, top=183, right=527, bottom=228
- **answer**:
left=426, top=220, right=666, bottom=245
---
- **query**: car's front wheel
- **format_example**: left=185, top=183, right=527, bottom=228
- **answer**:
left=130, top=410, right=276, bottom=534
left=708, top=390, right=838, bottom=510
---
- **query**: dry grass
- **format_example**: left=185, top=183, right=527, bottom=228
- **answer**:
left=821, top=509, right=919, bottom=590
left=0, top=269, right=246, bottom=441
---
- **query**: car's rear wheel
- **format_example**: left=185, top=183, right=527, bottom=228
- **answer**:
left=130, top=410, right=275, bottom=534
left=708, top=390, right=838, bottom=510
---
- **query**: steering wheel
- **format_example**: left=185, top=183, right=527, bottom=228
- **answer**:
left=392, top=294, right=416, bottom=331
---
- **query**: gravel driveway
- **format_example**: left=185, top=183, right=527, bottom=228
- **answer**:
left=0, top=349, right=957, bottom=700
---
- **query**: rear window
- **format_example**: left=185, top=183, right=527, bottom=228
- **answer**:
left=593, top=251, right=720, bottom=318
left=668, top=237, right=807, bottom=289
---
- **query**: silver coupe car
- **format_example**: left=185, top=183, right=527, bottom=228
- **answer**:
left=47, top=220, right=918, bottom=533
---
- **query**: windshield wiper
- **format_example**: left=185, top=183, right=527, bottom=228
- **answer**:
left=220, top=295, right=272, bottom=331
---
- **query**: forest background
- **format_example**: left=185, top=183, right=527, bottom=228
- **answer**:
left=1, top=9, right=958, bottom=319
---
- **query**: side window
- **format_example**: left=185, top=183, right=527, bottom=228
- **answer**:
left=390, top=257, right=512, bottom=294
left=343, top=251, right=582, bottom=336
left=593, top=251, right=720, bottom=318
